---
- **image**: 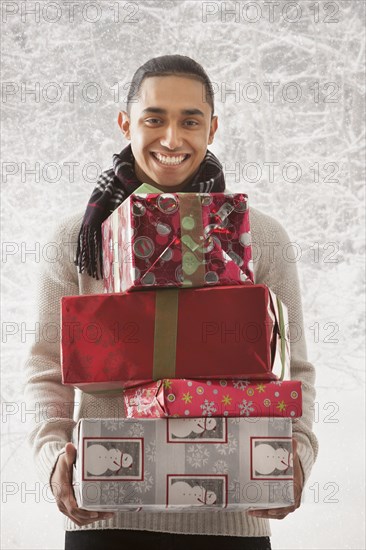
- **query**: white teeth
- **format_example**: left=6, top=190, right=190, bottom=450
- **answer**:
left=153, top=153, right=187, bottom=166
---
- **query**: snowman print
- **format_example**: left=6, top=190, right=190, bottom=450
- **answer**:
left=169, top=418, right=217, bottom=439
left=169, top=481, right=217, bottom=507
left=85, top=443, right=133, bottom=477
left=252, top=441, right=293, bottom=478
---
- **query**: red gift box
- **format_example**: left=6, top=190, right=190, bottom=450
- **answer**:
left=101, top=191, right=254, bottom=293
left=61, top=284, right=290, bottom=394
left=123, top=379, right=302, bottom=419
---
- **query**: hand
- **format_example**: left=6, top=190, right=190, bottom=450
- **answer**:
left=247, top=438, right=304, bottom=520
left=50, top=442, right=115, bottom=527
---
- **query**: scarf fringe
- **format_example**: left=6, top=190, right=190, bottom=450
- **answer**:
left=75, top=224, right=103, bottom=280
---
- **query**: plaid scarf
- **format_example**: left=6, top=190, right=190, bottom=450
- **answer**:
left=74, top=143, right=226, bottom=280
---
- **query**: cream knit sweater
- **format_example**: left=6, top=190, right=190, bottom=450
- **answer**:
left=24, top=204, right=318, bottom=537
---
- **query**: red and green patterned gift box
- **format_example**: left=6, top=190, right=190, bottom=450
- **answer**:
left=101, top=186, right=254, bottom=293
left=61, top=284, right=290, bottom=394
left=123, top=379, right=302, bottom=419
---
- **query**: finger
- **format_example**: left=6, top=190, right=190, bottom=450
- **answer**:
left=268, top=506, right=295, bottom=516
left=75, top=510, right=115, bottom=522
left=268, top=514, right=288, bottom=520
left=66, top=501, right=114, bottom=522
left=68, top=510, right=115, bottom=527
left=62, top=486, right=114, bottom=524
left=96, top=512, right=116, bottom=519
left=68, top=508, right=100, bottom=525
left=57, top=498, right=92, bottom=521
left=268, top=513, right=290, bottom=519
left=56, top=502, right=84, bottom=527
left=59, top=484, right=89, bottom=520
left=248, top=506, right=295, bottom=518
left=68, top=507, right=100, bottom=521
left=248, top=511, right=289, bottom=520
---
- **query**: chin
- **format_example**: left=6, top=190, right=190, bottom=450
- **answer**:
left=158, top=180, right=185, bottom=187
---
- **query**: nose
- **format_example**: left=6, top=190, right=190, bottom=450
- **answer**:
left=160, top=122, right=183, bottom=150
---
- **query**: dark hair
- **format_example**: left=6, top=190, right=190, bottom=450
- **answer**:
left=126, top=54, right=215, bottom=117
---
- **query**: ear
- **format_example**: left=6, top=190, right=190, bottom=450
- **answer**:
left=118, top=111, right=131, bottom=140
left=208, top=115, right=218, bottom=145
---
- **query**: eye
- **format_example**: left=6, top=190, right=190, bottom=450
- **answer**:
left=184, top=120, right=199, bottom=127
left=145, top=118, right=162, bottom=125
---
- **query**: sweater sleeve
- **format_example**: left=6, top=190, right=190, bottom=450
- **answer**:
left=23, top=217, right=80, bottom=486
left=253, top=212, right=319, bottom=487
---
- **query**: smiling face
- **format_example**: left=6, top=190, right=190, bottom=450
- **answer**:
left=118, top=75, right=218, bottom=191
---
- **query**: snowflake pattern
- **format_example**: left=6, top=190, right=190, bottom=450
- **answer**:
left=232, top=380, right=250, bottom=390
left=186, top=445, right=210, bottom=468
left=127, top=423, right=145, bottom=437
left=200, top=399, right=217, bottom=416
left=131, top=471, right=154, bottom=493
left=238, top=399, right=255, bottom=416
left=100, top=482, right=143, bottom=505
left=215, top=433, right=238, bottom=455
left=268, top=418, right=290, bottom=432
left=212, top=459, right=229, bottom=474
left=102, top=419, right=119, bottom=432
left=270, top=380, right=283, bottom=386
left=145, top=440, right=156, bottom=463
left=101, top=481, right=119, bottom=503
left=128, top=389, right=147, bottom=413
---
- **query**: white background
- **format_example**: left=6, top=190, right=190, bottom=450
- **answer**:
left=1, top=0, right=365, bottom=548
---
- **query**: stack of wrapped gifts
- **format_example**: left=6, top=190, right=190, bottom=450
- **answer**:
left=61, top=185, right=302, bottom=512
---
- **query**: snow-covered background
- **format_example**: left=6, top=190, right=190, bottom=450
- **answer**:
left=1, top=0, right=365, bottom=548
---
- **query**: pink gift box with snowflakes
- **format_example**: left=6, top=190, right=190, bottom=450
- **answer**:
left=123, top=379, right=302, bottom=419
left=101, top=189, right=254, bottom=293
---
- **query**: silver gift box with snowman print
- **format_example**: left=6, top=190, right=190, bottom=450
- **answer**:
left=72, top=417, right=295, bottom=511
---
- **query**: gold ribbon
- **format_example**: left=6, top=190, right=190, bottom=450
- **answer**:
left=133, top=186, right=205, bottom=375
left=153, top=289, right=179, bottom=379
left=179, top=194, right=206, bottom=287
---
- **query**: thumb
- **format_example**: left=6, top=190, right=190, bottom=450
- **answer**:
left=64, top=442, right=77, bottom=469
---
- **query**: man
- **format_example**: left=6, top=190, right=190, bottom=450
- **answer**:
left=24, top=54, right=318, bottom=550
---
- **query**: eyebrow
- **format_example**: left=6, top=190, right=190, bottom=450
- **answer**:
left=141, top=107, right=205, bottom=117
